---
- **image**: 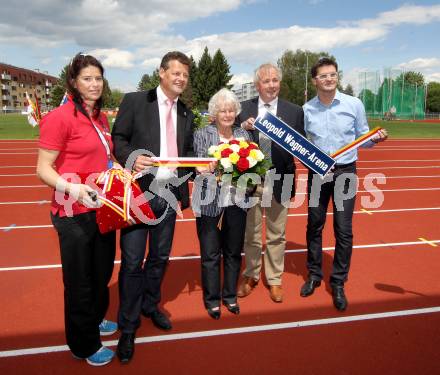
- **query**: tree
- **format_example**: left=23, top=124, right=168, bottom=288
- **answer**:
left=211, top=49, right=233, bottom=91
left=426, top=82, right=440, bottom=112
left=106, top=88, right=125, bottom=108
left=180, top=55, right=197, bottom=108
left=192, top=47, right=214, bottom=109
left=137, top=69, right=160, bottom=91
left=277, top=49, right=339, bottom=106
left=50, top=65, right=68, bottom=107
left=343, top=84, right=354, bottom=96
left=395, top=71, right=425, bottom=87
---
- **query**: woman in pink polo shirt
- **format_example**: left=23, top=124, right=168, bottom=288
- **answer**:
left=37, top=53, right=117, bottom=366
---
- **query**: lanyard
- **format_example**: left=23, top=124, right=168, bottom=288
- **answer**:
left=73, top=99, right=113, bottom=169
left=90, top=119, right=113, bottom=169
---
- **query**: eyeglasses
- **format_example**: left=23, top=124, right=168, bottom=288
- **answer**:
left=315, top=72, right=338, bottom=81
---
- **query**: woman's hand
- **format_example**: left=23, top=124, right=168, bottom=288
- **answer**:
left=68, top=183, right=102, bottom=208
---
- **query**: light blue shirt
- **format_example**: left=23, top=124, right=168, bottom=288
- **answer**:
left=303, top=90, right=373, bottom=165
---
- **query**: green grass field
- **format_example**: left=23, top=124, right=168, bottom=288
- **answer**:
left=0, top=113, right=439, bottom=139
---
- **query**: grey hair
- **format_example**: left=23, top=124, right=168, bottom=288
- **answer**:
left=253, top=63, right=282, bottom=84
left=208, top=88, right=241, bottom=117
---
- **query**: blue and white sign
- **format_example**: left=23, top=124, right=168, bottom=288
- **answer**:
left=254, top=111, right=336, bottom=176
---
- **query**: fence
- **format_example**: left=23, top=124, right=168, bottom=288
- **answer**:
left=358, top=69, right=426, bottom=120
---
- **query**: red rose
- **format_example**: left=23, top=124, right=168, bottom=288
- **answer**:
left=247, top=143, right=258, bottom=150
left=221, top=148, right=233, bottom=158
left=238, top=147, right=250, bottom=158
left=237, top=157, right=250, bottom=172
left=229, top=139, right=240, bottom=145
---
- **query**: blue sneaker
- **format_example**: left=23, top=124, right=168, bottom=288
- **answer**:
left=86, top=346, right=115, bottom=366
left=99, top=319, right=118, bottom=336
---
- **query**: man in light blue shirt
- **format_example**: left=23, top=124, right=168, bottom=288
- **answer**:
left=300, top=57, right=387, bottom=311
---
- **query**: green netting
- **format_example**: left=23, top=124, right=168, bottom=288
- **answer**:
left=358, top=69, right=426, bottom=120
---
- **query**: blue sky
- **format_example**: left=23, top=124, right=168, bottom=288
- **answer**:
left=1, top=0, right=439, bottom=94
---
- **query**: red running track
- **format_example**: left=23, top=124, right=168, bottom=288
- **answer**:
left=0, top=139, right=440, bottom=374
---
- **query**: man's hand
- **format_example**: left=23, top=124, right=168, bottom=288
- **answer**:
left=133, top=155, right=154, bottom=172
left=241, top=117, right=256, bottom=131
left=372, top=129, right=388, bottom=143
left=196, top=160, right=217, bottom=174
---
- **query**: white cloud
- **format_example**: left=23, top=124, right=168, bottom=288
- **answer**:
left=1, top=2, right=439, bottom=66
left=229, top=73, right=254, bottom=87
left=88, top=49, right=135, bottom=69
left=397, top=58, right=440, bottom=71
left=397, top=57, right=440, bottom=83
left=140, top=58, right=162, bottom=70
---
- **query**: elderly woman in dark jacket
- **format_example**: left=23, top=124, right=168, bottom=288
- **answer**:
left=192, top=88, right=251, bottom=320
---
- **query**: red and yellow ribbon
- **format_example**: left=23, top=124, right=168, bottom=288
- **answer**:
left=151, top=157, right=216, bottom=168
left=331, top=127, right=383, bottom=160
left=95, top=168, right=138, bottom=224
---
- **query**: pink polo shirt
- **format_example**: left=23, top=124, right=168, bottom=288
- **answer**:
left=39, top=98, right=113, bottom=216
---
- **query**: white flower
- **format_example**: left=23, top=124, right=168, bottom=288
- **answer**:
left=230, top=144, right=240, bottom=153
left=254, top=150, right=264, bottom=161
left=220, top=157, right=233, bottom=172
left=247, top=156, right=257, bottom=168
left=207, top=145, right=218, bottom=156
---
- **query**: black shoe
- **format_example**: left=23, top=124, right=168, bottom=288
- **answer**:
left=223, top=302, right=240, bottom=315
left=117, top=333, right=135, bottom=364
left=332, top=285, right=348, bottom=311
left=207, top=307, right=221, bottom=320
left=142, top=309, right=172, bottom=331
left=300, top=279, right=321, bottom=297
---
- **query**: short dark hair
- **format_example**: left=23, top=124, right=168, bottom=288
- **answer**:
left=66, top=53, right=105, bottom=116
left=311, top=57, right=338, bottom=78
left=160, top=51, right=191, bottom=70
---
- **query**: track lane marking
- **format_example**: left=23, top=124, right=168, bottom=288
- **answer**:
left=1, top=239, right=439, bottom=272
left=418, top=237, right=438, bottom=247
left=1, top=206, right=440, bottom=230
left=1, top=187, right=440, bottom=206
left=1, top=306, right=439, bottom=358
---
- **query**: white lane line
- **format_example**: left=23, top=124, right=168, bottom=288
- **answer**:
left=1, top=306, right=439, bottom=358
left=1, top=206, right=440, bottom=230
left=0, top=148, right=38, bottom=151
left=2, top=239, right=439, bottom=271
left=0, top=200, right=50, bottom=205
left=0, top=166, right=36, bottom=168
left=0, top=152, right=37, bottom=155
left=1, top=187, right=440, bottom=206
left=0, top=174, right=36, bottom=177
left=1, top=173, right=440, bottom=190
left=369, top=148, right=440, bottom=151
left=0, top=185, right=46, bottom=188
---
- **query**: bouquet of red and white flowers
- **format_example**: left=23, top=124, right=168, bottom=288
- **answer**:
left=207, top=138, right=271, bottom=189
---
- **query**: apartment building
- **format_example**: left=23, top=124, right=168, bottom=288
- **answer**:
left=232, top=82, right=258, bottom=102
left=1, top=63, right=58, bottom=112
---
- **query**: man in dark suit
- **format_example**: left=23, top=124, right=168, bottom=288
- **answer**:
left=111, top=51, right=194, bottom=363
left=236, top=63, right=304, bottom=303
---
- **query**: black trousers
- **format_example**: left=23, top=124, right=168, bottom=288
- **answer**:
left=51, top=211, right=116, bottom=358
left=306, top=163, right=357, bottom=286
left=196, top=206, right=247, bottom=309
left=118, top=196, right=177, bottom=333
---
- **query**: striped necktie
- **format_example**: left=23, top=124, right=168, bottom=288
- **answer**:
left=259, top=103, right=272, bottom=160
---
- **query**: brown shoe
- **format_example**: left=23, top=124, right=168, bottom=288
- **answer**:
left=237, top=276, right=258, bottom=298
left=269, top=285, right=283, bottom=303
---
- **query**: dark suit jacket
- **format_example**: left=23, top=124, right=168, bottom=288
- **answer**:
left=111, top=88, right=194, bottom=209
left=237, top=97, right=305, bottom=203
